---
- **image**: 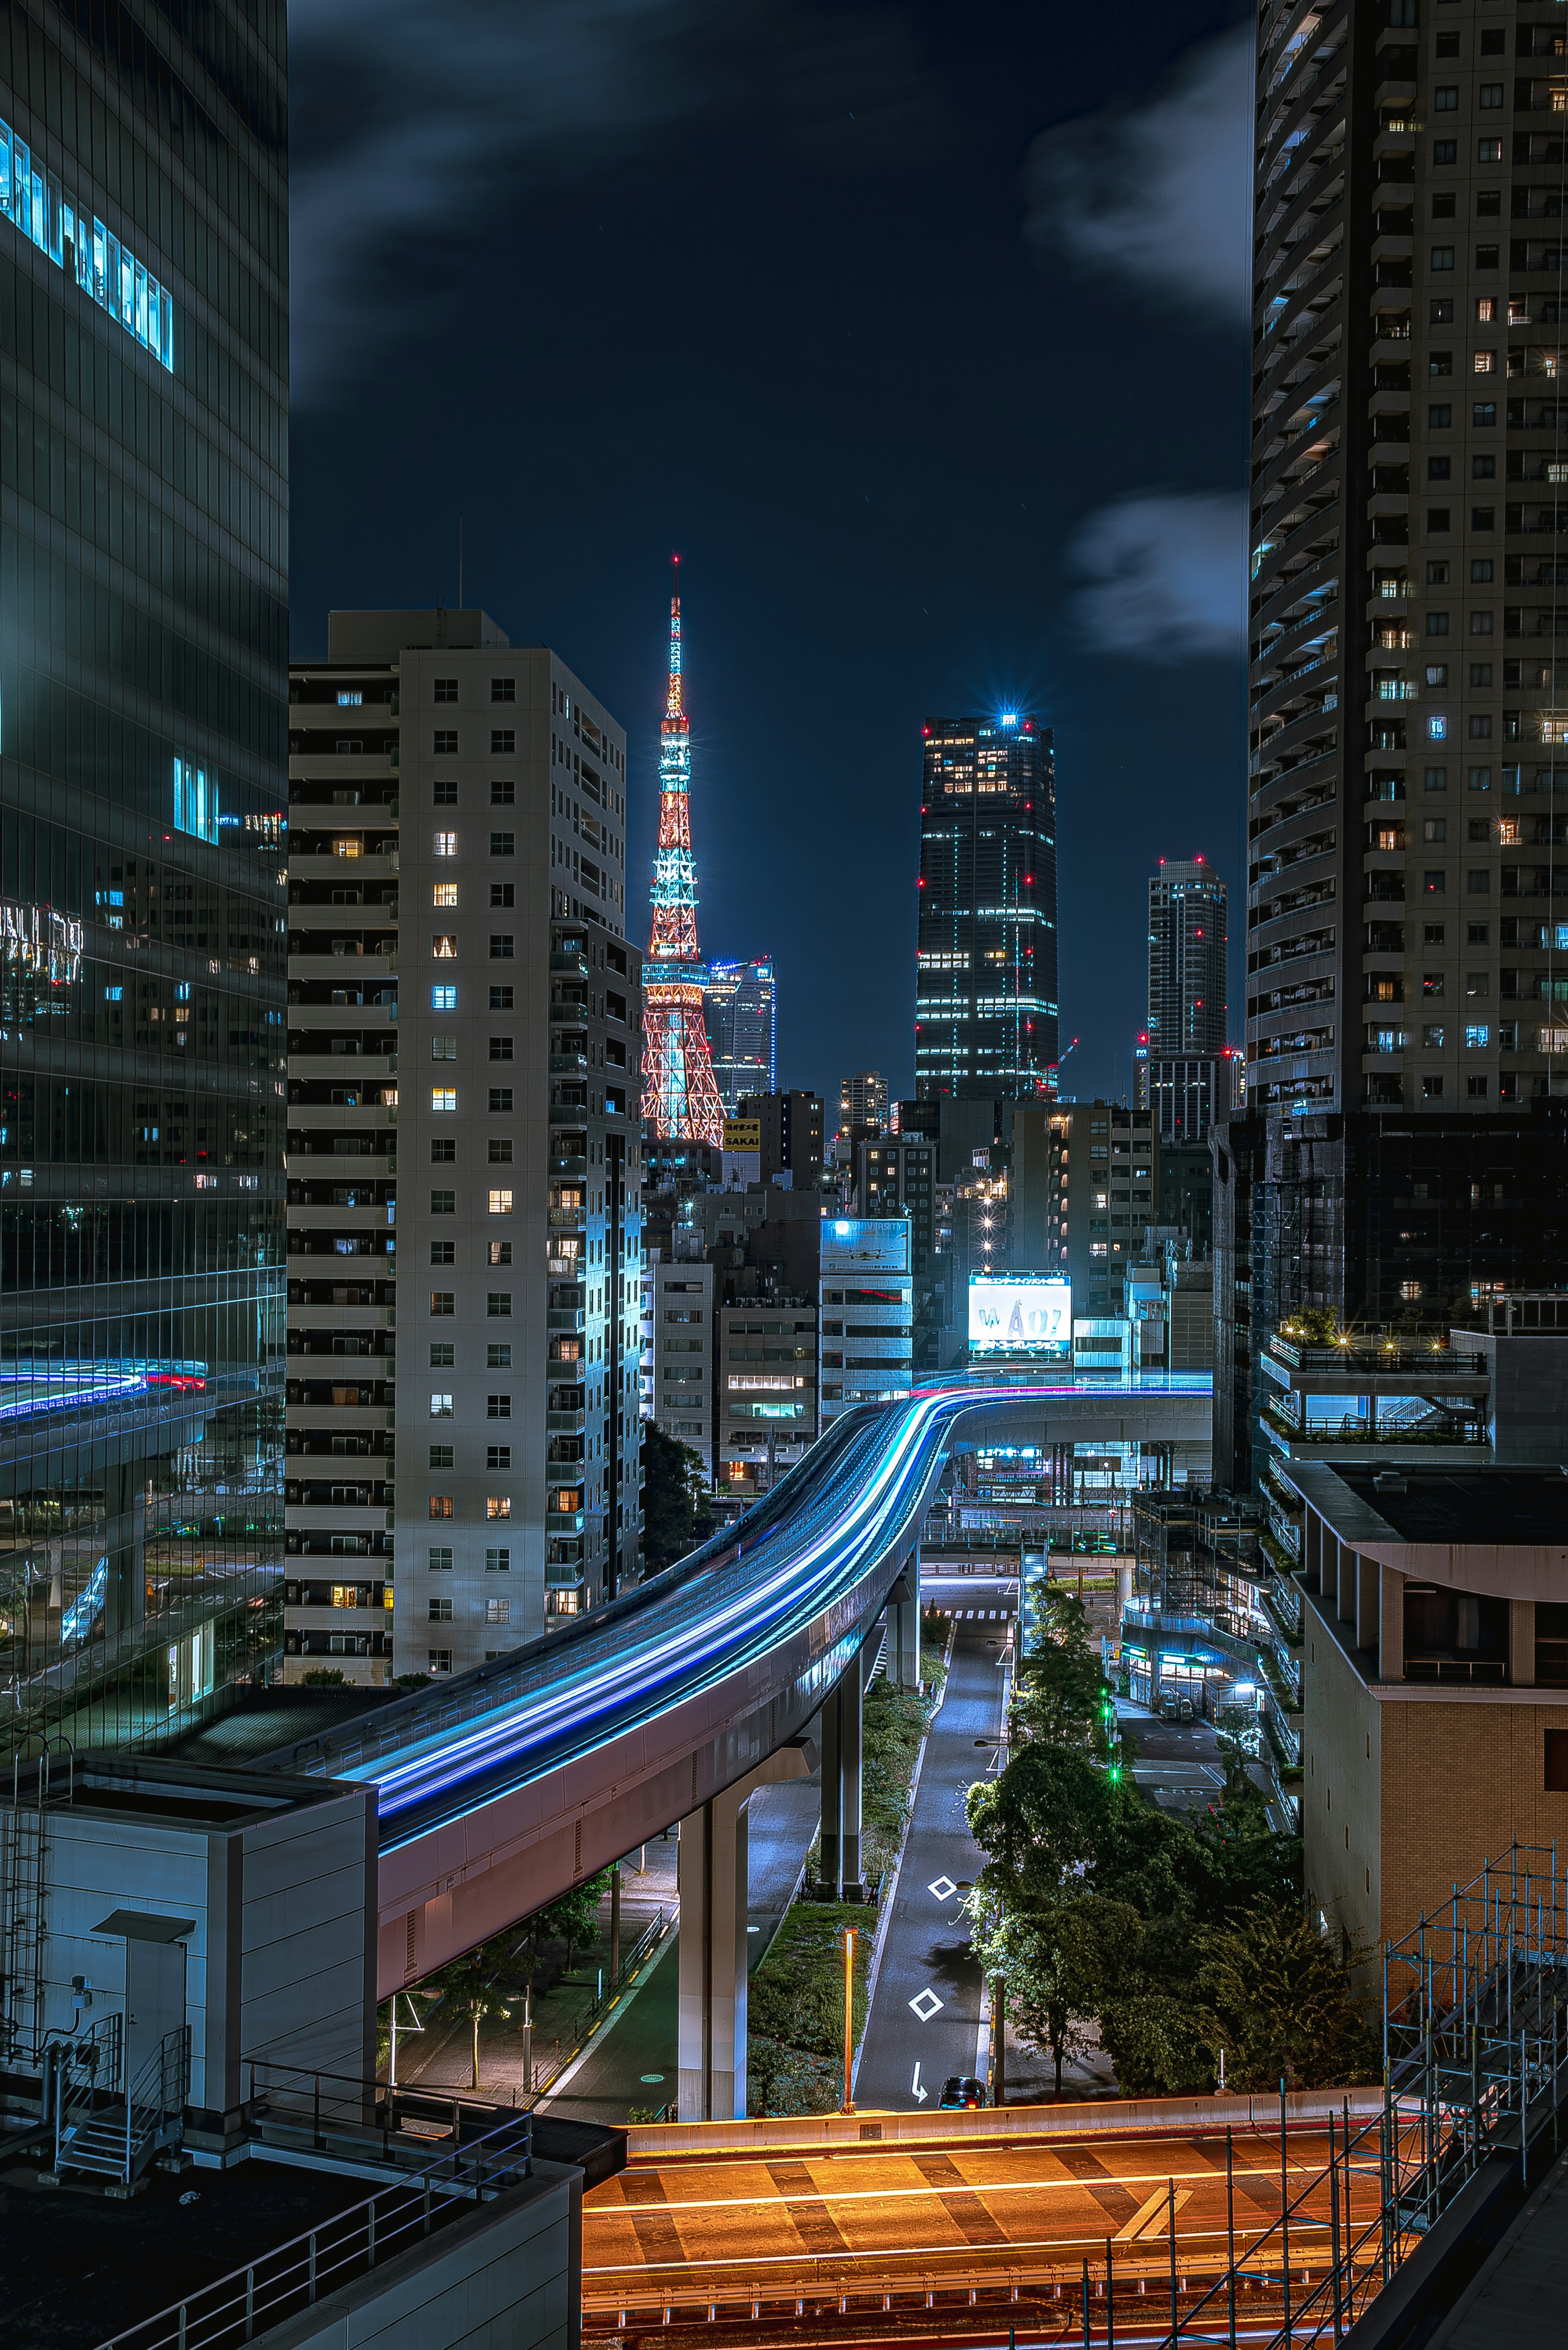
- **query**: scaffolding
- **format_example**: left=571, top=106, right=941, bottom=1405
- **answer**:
left=1148, top=1843, right=1568, bottom=2346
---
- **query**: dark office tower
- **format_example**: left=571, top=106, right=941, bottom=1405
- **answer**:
left=1147, top=859, right=1227, bottom=1056
left=1138, top=857, right=1230, bottom=1143
left=0, top=13, right=288, bottom=1757
left=915, top=713, right=1057, bottom=1099
left=1227, top=0, right=1568, bottom=1473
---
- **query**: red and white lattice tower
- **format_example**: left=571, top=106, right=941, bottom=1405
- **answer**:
left=641, top=559, right=725, bottom=1145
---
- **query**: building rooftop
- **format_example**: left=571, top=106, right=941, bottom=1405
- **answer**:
left=1298, top=1463, right=1568, bottom=1550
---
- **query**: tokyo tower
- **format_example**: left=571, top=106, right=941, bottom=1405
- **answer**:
left=642, top=558, right=725, bottom=1145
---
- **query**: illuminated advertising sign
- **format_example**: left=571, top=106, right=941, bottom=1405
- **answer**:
left=968, top=1273, right=1071, bottom=1357
left=820, top=1218, right=911, bottom=1276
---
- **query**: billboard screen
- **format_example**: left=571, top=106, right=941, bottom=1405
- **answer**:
left=968, top=1273, right=1071, bottom=1357
left=820, top=1218, right=911, bottom=1276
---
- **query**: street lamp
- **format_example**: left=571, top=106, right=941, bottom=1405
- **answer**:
left=840, top=1927, right=856, bottom=2114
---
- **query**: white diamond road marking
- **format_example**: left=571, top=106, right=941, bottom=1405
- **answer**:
left=927, top=1875, right=958, bottom=1901
left=909, top=1987, right=944, bottom=2023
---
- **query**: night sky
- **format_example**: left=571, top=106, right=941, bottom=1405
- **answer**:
left=291, top=0, right=1251, bottom=1108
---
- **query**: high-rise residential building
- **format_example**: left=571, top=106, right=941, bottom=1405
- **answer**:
left=1013, top=1101, right=1158, bottom=1320
left=286, top=610, right=642, bottom=1682
left=916, top=714, right=1058, bottom=1099
left=0, top=11, right=288, bottom=1757
left=860, top=1138, right=940, bottom=1372
left=737, top=1090, right=824, bottom=1192
left=1225, top=0, right=1568, bottom=1476
left=703, top=957, right=775, bottom=1115
left=838, top=1069, right=890, bottom=1144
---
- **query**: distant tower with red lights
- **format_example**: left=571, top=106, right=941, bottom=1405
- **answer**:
left=642, top=560, right=725, bottom=1145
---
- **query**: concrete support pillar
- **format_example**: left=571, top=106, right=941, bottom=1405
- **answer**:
left=1335, top=1539, right=1355, bottom=1626
left=677, top=1745, right=811, bottom=2123
left=1379, top=1564, right=1405, bottom=1684
left=1355, top=1555, right=1380, bottom=1656
left=818, top=1648, right=864, bottom=1902
left=889, top=1548, right=921, bottom=1691
left=677, top=1786, right=749, bottom=2125
left=1510, top=1598, right=1535, bottom=1688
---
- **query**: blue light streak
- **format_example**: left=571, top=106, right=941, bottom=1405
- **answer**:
left=344, top=1378, right=1178, bottom=1846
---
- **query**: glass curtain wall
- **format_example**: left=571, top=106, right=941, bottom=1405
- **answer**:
left=0, top=0, right=288, bottom=1757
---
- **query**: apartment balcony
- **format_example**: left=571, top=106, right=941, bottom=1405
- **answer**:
left=551, top=950, right=589, bottom=980
left=550, top=1053, right=588, bottom=1076
left=550, top=1154, right=588, bottom=1180
left=546, top=1510, right=586, bottom=1535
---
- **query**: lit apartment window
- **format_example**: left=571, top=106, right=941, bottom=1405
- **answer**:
left=486, top=1496, right=512, bottom=1519
left=430, top=1088, right=457, bottom=1113
left=428, top=1495, right=453, bottom=1519
left=430, top=1391, right=454, bottom=1417
left=432, top=882, right=458, bottom=908
left=486, top=1597, right=510, bottom=1623
left=488, top=1189, right=513, bottom=1215
left=434, top=832, right=457, bottom=857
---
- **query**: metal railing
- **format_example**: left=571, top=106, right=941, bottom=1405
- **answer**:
left=92, top=2104, right=534, bottom=2350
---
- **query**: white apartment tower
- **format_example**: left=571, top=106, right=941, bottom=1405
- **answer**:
left=286, top=610, right=643, bottom=1686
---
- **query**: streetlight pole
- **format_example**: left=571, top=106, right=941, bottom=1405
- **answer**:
left=840, top=1927, right=856, bottom=2114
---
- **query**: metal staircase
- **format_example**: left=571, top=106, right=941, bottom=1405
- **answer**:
left=47, top=2019, right=189, bottom=2194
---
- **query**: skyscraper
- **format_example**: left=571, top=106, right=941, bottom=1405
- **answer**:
left=0, top=11, right=288, bottom=1757
left=915, top=714, right=1057, bottom=1099
left=643, top=562, right=724, bottom=1146
left=1221, top=0, right=1568, bottom=1483
left=1137, top=857, right=1229, bottom=1144
left=1147, top=859, right=1226, bottom=1057
left=703, top=957, right=776, bottom=1115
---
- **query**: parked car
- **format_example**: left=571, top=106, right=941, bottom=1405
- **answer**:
left=939, top=2076, right=987, bottom=2109
left=1176, top=1691, right=1196, bottom=1723
left=1158, top=1685, right=1181, bottom=1721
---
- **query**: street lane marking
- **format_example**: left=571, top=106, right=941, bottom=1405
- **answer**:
left=908, top=1987, right=944, bottom=2022
left=912, top=2062, right=927, bottom=2103
left=927, top=1875, right=957, bottom=1900
left=1115, top=2184, right=1194, bottom=2241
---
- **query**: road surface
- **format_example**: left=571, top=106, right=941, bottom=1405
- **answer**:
left=853, top=1618, right=1007, bottom=2112
left=581, top=2118, right=1385, bottom=2321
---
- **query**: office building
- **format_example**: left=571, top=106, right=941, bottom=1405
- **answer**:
left=703, top=957, right=775, bottom=1115
left=0, top=8, right=288, bottom=1758
left=287, top=611, right=642, bottom=1681
left=1231, top=0, right=1568, bottom=1445
left=1137, top=858, right=1229, bottom=1144
left=916, top=713, right=1058, bottom=1098
left=1147, top=858, right=1227, bottom=1057
left=819, top=1218, right=914, bottom=1426
left=737, top=1089, right=824, bottom=1192
left=839, top=1069, right=889, bottom=1144
left=1283, top=1459, right=1568, bottom=1954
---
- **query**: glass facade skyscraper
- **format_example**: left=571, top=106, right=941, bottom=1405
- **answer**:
left=702, top=956, right=775, bottom=1116
left=0, top=5, right=288, bottom=1756
left=915, top=714, right=1057, bottom=1099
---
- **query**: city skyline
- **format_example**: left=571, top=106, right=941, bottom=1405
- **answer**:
left=289, top=1, right=1248, bottom=1111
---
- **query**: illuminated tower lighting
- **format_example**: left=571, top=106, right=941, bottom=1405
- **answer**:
left=642, top=557, right=725, bottom=1145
